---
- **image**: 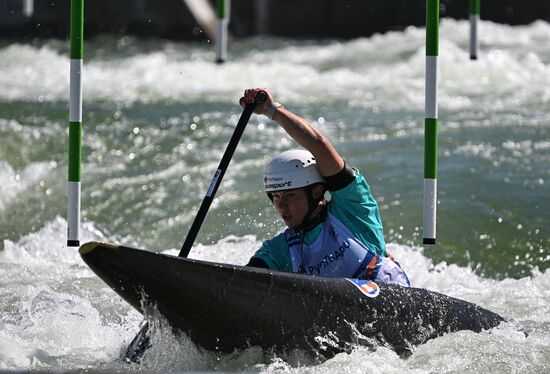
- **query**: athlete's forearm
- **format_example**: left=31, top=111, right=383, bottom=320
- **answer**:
left=273, top=107, right=344, bottom=177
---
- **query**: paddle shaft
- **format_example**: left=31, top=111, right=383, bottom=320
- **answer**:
left=123, top=92, right=266, bottom=363
left=179, top=91, right=266, bottom=257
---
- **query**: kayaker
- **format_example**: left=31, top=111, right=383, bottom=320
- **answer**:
left=241, top=88, right=410, bottom=287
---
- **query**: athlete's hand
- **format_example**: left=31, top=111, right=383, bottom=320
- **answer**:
left=239, top=88, right=275, bottom=116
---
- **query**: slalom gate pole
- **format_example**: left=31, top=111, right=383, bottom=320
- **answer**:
left=469, top=0, right=480, bottom=60
left=23, top=0, right=34, bottom=17
left=256, top=0, right=269, bottom=35
left=423, top=0, right=439, bottom=245
left=67, top=0, right=84, bottom=247
left=215, top=0, right=230, bottom=63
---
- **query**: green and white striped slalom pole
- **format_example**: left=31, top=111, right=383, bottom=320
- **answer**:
left=424, top=0, right=439, bottom=245
left=469, top=0, right=480, bottom=60
left=67, top=0, right=84, bottom=247
left=215, top=0, right=230, bottom=63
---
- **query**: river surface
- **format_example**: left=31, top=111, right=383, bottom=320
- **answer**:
left=0, top=19, right=549, bottom=373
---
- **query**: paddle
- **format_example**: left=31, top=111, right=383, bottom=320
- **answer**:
left=179, top=91, right=267, bottom=257
left=123, top=91, right=267, bottom=363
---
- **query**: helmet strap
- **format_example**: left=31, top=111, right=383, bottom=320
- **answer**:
left=297, top=184, right=327, bottom=234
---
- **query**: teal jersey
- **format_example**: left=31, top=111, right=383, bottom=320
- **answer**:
left=252, top=169, right=387, bottom=272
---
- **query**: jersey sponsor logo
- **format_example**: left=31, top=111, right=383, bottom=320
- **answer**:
left=328, top=225, right=338, bottom=241
left=305, top=240, right=349, bottom=275
left=346, top=278, right=380, bottom=298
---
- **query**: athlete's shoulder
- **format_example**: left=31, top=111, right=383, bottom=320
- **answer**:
left=325, top=162, right=356, bottom=192
left=329, top=167, right=373, bottom=202
left=262, top=232, right=288, bottom=251
left=252, top=232, right=291, bottom=271
left=327, top=167, right=387, bottom=256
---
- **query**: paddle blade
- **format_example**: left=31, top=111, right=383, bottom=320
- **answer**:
left=122, top=322, right=151, bottom=364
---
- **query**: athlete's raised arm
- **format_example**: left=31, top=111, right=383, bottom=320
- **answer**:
left=241, top=88, right=345, bottom=177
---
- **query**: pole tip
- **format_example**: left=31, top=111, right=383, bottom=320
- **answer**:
left=423, top=238, right=436, bottom=245
left=67, top=240, right=80, bottom=247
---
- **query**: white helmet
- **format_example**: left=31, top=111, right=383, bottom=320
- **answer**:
left=263, top=150, right=325, bottom=193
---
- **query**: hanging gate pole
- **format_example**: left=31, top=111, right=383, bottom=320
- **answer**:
left=67, top=0, right=84, bottom=247
left=216, top=0, right=230, bottom=63
left=423, top=0, right=439, bottom=245
left=469, top=0, right=480, bottom=60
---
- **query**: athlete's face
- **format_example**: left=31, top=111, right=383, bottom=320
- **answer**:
left=271, top=188, right=309, bottom=228
left=271, top=185, right=324, bottom=228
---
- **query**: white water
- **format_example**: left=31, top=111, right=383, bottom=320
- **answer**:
left=1, top=19, right=549, bottom=372
left=1, top=217, right=549, bottom=372
left=2, top=21, right=549, bottom=108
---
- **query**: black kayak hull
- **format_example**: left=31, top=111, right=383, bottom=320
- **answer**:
left=80, top=241, right=504, bottom=354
